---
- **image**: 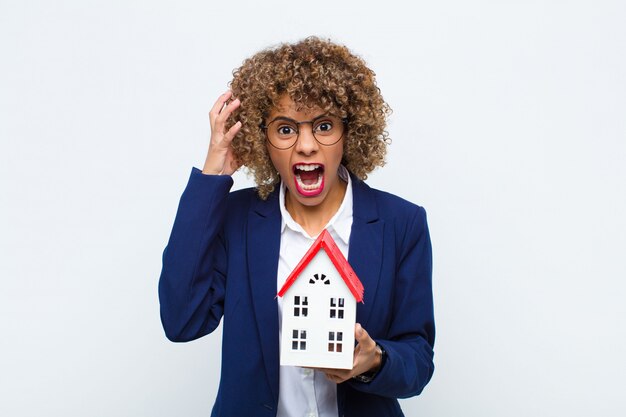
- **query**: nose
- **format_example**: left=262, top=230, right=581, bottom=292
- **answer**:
left=294, top=123, right=319, bottom=155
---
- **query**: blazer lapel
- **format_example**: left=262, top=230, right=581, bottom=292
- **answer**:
left=247, top=189, right=281, bottom=403
left=348, top=176, right=384, bottom=328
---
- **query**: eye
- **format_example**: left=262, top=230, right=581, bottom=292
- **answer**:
left=314, top=120, right=334, bottom=134
left=276, top=124, right=297, bottom=136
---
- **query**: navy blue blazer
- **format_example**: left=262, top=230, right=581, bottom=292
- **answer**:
left=159, top=168, right=435, bottom=417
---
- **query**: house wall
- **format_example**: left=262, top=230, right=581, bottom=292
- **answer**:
left=280, top=251, right=357, bottom=369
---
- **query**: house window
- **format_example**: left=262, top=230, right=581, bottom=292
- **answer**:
left=293, top=295, right=308, bottom=317
left=309, top=273, right=331, bottom=285
left=328, top=331, right=343, bottom=353
left=291, top=329, right=307, bottom=351
left=329, top=297, right=345, bottom=319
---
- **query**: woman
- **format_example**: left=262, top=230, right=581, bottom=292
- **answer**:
left=159, top=37, right=434, bottom=417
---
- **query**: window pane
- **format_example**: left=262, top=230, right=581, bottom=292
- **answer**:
left=302, top=307, right=308, bottom=317
left=337, top=332, right=343, bottom=341
left=302, top=297, right=308, bottom=305
left=329, top=331, right=334, bottom=341
left=339, top=298, right=344, bottom=307
left=330, top=310, right=336, bottom=318
left=300, top=341, right=306, bottom=350
left=336, top=343, right=342, bottom=353
left=292, top=341, right=298, bottom=350
left=294, top=307, right=300, bottom=316
left=330, top=298, right=336, bottom=307
left=328, top=343, right=334, bottom=352
left=293, top=330, right=298, bottom=338
left=300, top=330, right=307, bottom=339
left=294, top=296, right=300, bottom=305
left=338, top=310, right=344, bottom=319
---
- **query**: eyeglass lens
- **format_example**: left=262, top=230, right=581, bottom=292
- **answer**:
left=265, top=116, right=344, bottom=149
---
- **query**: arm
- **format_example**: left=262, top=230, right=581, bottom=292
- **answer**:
left=158, top=170, right=234, bottom=342
left=322, top=206, right=434, bottom=398
left=158, top=91, right=242, bottom=342
left=351, top=206, right=435, bottom=398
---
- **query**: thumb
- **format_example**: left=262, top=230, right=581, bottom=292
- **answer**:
left=355, top=323, right=365, bottom=341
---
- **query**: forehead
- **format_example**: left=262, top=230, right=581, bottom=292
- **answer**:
left=269, top=95, right=325, bottom=119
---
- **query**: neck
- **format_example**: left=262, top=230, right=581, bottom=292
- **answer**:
left=285, top=179, right=347, bottom=237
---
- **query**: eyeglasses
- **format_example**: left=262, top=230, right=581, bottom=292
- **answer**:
left=260, top=115, right=348, bottom=150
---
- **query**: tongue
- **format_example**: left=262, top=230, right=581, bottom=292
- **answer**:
left=299, top=169, right=320, bottom=185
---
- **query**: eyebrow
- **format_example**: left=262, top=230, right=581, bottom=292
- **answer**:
left=266, top=114, right=331, bottom=124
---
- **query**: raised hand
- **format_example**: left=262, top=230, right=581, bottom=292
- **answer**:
left=202, top=91, right=243, bottom=176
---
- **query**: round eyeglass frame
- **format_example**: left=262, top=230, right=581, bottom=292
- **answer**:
left=260, top=115, right=348, bottom=150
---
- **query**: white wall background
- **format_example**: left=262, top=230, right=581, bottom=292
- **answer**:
left=1, top=0, right=625, bottom=416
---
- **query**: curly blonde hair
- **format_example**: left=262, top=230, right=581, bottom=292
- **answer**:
left=228, top=37, right=391, bottom=199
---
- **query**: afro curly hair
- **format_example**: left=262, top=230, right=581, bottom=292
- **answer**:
left=228, top=36, right=391, bottom=199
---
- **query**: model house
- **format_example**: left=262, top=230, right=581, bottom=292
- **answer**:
left=277, top=229, right=364, bottom=369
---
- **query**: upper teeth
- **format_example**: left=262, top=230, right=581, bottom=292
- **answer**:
left=295, top=164, right=320, bottom=171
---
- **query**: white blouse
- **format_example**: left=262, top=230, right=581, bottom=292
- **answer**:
left=276, top=166, right=353, bottom=417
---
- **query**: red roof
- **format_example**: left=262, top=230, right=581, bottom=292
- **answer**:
left=277, top=229, right=364, bottom=303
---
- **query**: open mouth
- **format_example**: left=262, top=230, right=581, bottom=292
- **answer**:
left=293, top=163, right=325, bottom=196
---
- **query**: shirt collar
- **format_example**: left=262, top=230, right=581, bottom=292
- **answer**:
left=279, top=165, right=352, bottom=245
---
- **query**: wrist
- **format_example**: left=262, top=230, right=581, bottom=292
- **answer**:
left=352, top=343, right=386, bottom=383
left=202, top=150, right=227, bottom=175
left=202, top=163, right=227, bottom=176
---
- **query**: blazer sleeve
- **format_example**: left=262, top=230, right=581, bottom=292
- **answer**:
left=349, top=206, right=435, bottom=398
left=158, top=168, right=234, bottom=342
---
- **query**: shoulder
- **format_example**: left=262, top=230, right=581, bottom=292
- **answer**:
left=374, top=187, right=428, bottom=241
left=353, top=177, right=427, bottom=223
left=226, top=186, right=258, bottom=204
left=223, top=185, right=280, bottom=220
left=374, top=188, right=425, bottom=217
left=351, top=177, right=430, bottom=255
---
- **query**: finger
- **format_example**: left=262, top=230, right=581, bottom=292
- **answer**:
left=223, top=121, right=242, bottom=143
left=352, top=340, right=361, bottom=359
left=209, top=91, right=233, bottom=120
left=325, top=373, right=343, bottom=384
left=317, top=367, right=344, bottom=376
left=352, top=346, right=360, bottom=367
left=212, top=98, right=241, bottom=135
left=324, top=368, right=351, bottom=379
left=325, top=372, right=340, bottom=383
left=215, top=98, right=240, bottom=125
left=327, top=371, right=352, bottom=384
left=355, top=323, right=368, bottom=343
left=356, top=323, right=376, bottom=348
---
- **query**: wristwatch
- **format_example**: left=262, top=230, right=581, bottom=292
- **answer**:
left=352, top=343, right=386, bottom=383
